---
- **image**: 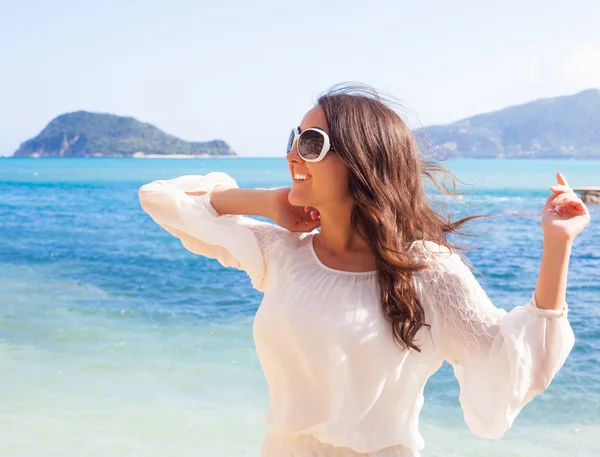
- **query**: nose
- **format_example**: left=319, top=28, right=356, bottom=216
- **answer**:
left=285, top=140, right=305, bottom=164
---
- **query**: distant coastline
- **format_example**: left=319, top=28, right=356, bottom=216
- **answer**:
left=2, top=153, right=237, bottom=158
left=8, top=88, right=600, bottom=159
left=12, top=111, right=237, bottom=158
left=5, top=155, right=600, bottom=160
left=131, top=152, right=237, bottom=159
left=414, top=88, right=600, bottom=159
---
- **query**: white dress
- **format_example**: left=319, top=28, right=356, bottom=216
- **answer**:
left=138, top=172, right=575, bottom=457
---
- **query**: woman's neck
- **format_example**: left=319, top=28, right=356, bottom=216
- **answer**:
left=315, top=201, right=372, bottom=255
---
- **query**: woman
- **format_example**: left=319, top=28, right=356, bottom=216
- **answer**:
left=138, top=83, right=590, bottom=456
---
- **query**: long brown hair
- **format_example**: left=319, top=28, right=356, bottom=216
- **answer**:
left=317, top=82, right=493, bottom=353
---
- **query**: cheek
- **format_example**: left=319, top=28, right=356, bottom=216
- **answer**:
left=310, top=164, right=350, bottom=201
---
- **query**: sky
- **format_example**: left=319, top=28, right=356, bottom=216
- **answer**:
left=1, top=0, right=599, bottom=157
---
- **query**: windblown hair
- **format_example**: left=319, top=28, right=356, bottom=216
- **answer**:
left=317, top=82, right=492, bottom=353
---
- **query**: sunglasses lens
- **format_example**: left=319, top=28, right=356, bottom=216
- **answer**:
left=298, top=130, right=324, bottom=160
left=286, top=129, right=295, bottom=154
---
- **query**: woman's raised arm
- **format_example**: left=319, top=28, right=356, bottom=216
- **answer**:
left=138, top=172, right=319, bottom=292
left=187, top=184, right=274, bottom=219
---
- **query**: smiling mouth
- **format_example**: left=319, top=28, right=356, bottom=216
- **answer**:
left=293, top=172, right=312, bottom=182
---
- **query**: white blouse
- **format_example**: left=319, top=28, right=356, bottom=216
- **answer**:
left=138, top=172, right=575, bottom=457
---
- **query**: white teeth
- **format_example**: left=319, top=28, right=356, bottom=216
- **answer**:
left=294, top=173, right=311, bottom=180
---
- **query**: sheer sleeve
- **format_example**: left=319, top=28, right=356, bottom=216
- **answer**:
left=411, top=240, right=575, bottom=439
left=138, top=171, right=287, bottom=292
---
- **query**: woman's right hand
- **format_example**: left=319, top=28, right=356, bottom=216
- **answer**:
left=269, top=187, right=321, bottom=232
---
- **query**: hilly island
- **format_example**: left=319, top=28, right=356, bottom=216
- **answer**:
left=414, top=88, right=600, bottom=159
left=10, top=88, right=600, bottom=159
left=12, top=111, right=236, bottom=158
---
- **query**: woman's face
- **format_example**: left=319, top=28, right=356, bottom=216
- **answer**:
left=286, top=105, right=351, bottom=209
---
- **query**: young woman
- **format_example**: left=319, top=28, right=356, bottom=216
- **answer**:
left=138, top=83, right=590, bottom=457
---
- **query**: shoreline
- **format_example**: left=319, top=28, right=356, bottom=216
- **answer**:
left=131, top=152, right=233, bottom=159
left=3, top=153, right=238, bottom=159
left=5, top=154, right=600, bottom=160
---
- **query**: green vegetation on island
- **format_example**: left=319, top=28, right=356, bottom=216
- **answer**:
left=415, top=88, right=600, bottom=159
left=12, top=111, right=237, bottom=158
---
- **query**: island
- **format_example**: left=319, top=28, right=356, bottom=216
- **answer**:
left=10, top=88, right=600, bottom=159
left=12, top=111, right=237, bottom=158
left=414, top=88, right=600, bottom=159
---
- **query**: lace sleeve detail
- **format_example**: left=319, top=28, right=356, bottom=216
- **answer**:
left=245, top=220, right=294, bottom=262
left=411, top=240, right=575, bottom=439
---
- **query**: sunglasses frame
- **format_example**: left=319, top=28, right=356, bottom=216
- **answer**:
left=287, top=127, right=335, bottom=162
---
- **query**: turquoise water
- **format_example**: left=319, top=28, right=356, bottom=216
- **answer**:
left=1, top=158, right=599, bottom=456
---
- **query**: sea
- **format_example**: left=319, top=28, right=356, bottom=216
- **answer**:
left=1, top=157, right=599, bottom=457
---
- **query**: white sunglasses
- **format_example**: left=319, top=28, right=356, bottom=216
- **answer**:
left=286, top=126, right=335, bottom=162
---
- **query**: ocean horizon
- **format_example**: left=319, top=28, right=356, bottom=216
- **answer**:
left=1, top=157, right=598, bottom=456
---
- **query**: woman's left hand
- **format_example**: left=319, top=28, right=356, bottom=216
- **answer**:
left=542, top=172, right=591, bottom=243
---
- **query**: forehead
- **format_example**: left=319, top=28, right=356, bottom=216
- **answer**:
left=299, top=105, right=329, bottom=133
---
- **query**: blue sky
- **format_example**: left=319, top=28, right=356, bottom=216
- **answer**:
left=1, top=0, right=599, bottom=157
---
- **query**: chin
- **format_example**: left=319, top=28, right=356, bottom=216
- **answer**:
left=288, top=187, right=312, bottom=207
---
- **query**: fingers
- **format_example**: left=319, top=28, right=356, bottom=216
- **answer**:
left=295, top=219, right=320, bottom=232
left=545, top=173, right=589, bottom=215
left=548, top=173, right=583, bottom=206
left=549, top=179, right=583, bottom=205
left=544, top=192, right=561, bottom=211
left=556, top=171, right=569, bottom=187
left=544, top=190, right=585, bottom=213
left=552, top=192, right=585, bottom=210
left=303, top=206, right=321, bottom=220
left=550, top=184, right=574, bottom=193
